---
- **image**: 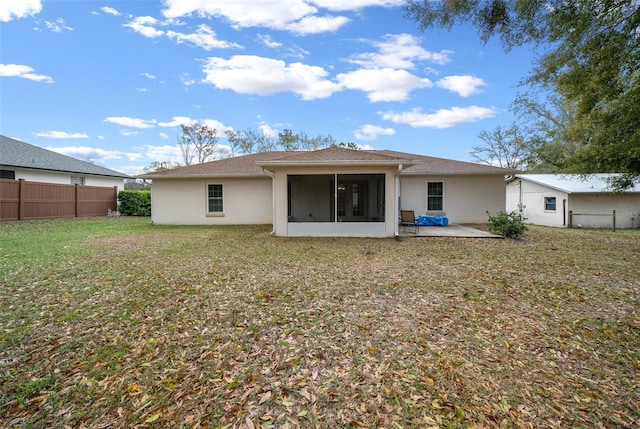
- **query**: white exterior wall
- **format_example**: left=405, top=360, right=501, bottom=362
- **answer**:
left=506, top=179, right=569, bottom=227
left=12, top=167, right=126, bottom=191
left=400, top=175, right=507, bottom=223
left=150, top=177, right=273, bottom=225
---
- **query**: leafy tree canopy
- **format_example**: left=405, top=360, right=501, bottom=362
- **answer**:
left=405, top=0, right=640, bottom=185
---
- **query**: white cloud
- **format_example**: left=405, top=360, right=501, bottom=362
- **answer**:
left=157, top=116, right=197, bottom=127
left=44, top=18, right=73, bottom=33
left=202, top=55, right=342, bottom=100
left=354, top=124, right=395, bottom=141
left=337, top=68, right=432, bottom=102
left=348, top=34, right=453, bottom=69
left=436, top=75, right=486, bottom=97
left=159, top=132, right=169, bottom=139
left=125, top=17, right=240, bottom=50
left=142, top=144, right=183, bottom=164
left=0, top=0, right=41, bottom=22
left=161, top=0, right=317, bottom=30
left=258, top=122, right=277, bottom=138
left=140, top=72, right=156, bottom=79
left=310, top=0, right=404, bottom=11
left=105, top=117, right=157, bottom=128
left=202, top=119, right=232, bottom=132
left=101, top=7, right=121, bottom=17
left=47, top=146, right=143, bottom=163
left=381, top=106, right=499, bottom=129
left=124, top=16, right=165, bottom=38
left=285, top=14, right=350, bottom=34
left=0, top=63, right=53, bottom=83
left=257, top=34, right=282, bottom=48
left=166, top=24, right=242, bottom=50
left=155, top=116, right=231, bottom=132
left=35, top=131, right=88, bottom=139
left=160, top=0, right=400, bottom=34
left=180, top=73, right=196, bottom=86
left=135, top=87, right=148, bottom=92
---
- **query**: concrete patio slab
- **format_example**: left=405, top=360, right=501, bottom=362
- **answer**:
left=401, top=224, right=503, bottom=238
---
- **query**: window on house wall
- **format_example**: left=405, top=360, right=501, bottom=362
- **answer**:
left=0, top=170, right=16, bottom=179
left=427, top=181, right=444, bottom=211
left=70, top=176, right=85, bottom=185
left=207, top=184, right=223, bottom=213
left=545, top=197, right=556, bottom=211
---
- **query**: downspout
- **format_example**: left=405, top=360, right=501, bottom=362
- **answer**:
left=262, top=168, right=276, bottom=235
left=395, top=164, right=402, bottom=237
left=517, top=180, right=523, bottom=213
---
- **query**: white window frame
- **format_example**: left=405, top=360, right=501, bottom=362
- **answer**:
left=426, top=181, right=445, bottom=212
left=206, top=183, right=224, bottom=215
left=70, top=176, right=85, bottom=185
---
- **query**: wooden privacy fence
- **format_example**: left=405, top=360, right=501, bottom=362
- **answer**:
left=0, top=179, right=118, bottom=221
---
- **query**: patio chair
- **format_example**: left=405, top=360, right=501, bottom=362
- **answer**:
left=400, top=210, right=419, bottom=234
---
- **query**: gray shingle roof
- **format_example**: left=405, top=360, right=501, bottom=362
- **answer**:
left=138, top=151, right=287, bottom=178
left=0, top=135, right=132, bottom=179
left=377, top=150, right=518, bottom=175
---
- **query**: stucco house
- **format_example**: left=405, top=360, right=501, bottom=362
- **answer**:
left=506, top=174, right=640, bottom=229
left=140, top=147, right=513, bottom=237
left=0, top=135, right=131, bottom=190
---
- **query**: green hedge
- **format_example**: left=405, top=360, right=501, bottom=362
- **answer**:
left=117, top=190, right=151, bottom=216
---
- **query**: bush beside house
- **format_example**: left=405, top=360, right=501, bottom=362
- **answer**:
left=118, top=190, right=151, bottom=216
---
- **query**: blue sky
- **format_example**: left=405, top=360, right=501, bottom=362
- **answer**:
left=1, top=0, right=535, bottom=175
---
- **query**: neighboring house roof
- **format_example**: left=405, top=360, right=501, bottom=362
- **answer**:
left=140, top=147, right=514, bottom=179
left=513, top=174, right=640, bottom=194
left=0, top=135, right=132, bottom=179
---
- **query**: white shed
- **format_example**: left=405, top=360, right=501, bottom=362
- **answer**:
left=506, top=174, right=640, bottom=229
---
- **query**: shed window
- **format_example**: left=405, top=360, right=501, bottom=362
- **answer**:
left=427, top=181, right=444, bottom=212
left=71, top=176, right=85, bottom=185
left=207, top=184, right=223, bottom=213
left=545, top=197, right=556, bottom=211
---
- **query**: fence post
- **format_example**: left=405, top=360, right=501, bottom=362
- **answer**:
left=18, top=179, right=25, bottom=220
left=75, top=184, right=80, bottom=218
left=568, top=210, right=573, bottom=228
left=612, top=209, right=616, bottom=232
left=114, top=186, right=118, bottom=212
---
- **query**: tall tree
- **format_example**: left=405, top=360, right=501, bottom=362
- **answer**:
left=470, top=124, right=530, bottom=170
left=225, top=129, right=275, bottom=156
left=277, top=129, right=300, bottom=151
left=178, top=122, right=218, bottom=165
left=141, top=161, right=180, bottom=173
left=405, top=0, right=640, bottom=186
left=511, top=92, right=589, bottom=172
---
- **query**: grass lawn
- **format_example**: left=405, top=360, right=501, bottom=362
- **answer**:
left=1, top=217, right=638, bottom=429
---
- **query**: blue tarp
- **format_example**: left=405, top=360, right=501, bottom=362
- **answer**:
left=416, top=215, right=449, bottom=226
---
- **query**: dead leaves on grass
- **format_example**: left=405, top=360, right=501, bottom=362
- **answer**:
left=1, top=222, right=639, bottom=428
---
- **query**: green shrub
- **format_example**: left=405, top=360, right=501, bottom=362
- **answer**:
left=117, top=190, right=151, bottom=216
left=488, top=210, right=527, bottom=238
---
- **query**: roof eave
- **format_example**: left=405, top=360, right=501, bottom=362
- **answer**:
left=2, top=163, right=132, bottom=179
left=137, top=172, right=270, bottom=180
left=401, top=170, right=516, bottom=176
